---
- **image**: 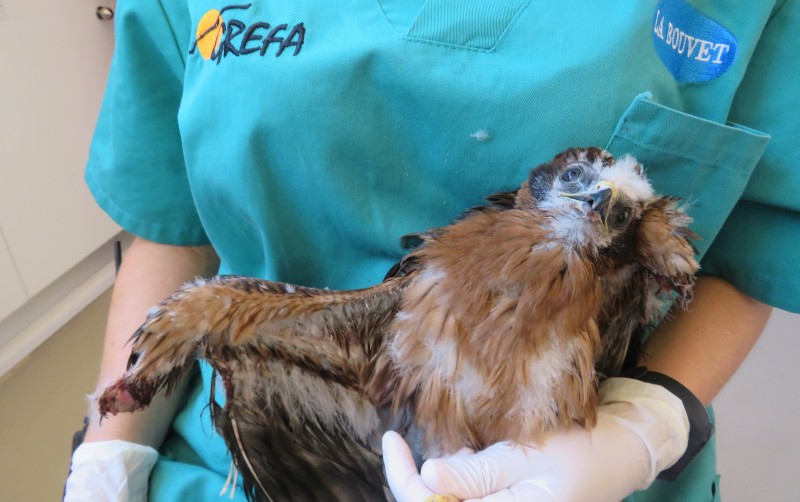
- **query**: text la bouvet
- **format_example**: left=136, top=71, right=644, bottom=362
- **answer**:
left=653, top=9, right=730, bottom=64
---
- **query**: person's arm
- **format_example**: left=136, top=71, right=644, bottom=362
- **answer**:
left=84, top=236, right=220, bottom=445
left=640, top=275, right=771, bottom=406
left=65, top=237, right=219, bottom=501
left=384, top=276, right=772, bottom=502
left=65, top=236, right=219, bottom=501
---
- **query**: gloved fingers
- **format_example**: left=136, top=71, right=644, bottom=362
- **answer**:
left=382, top=431, right=437, bottom=502
left=421, top=442, right=544, bottom=500
left=463, top=481, right=559, bottom=502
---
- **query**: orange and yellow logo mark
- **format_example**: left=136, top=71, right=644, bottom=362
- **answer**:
left=196, top=9, right=224, bottom=60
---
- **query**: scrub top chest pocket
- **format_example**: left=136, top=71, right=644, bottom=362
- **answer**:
left=377, top=0, right=532, bottom=51
left=605, top=94, right=769, bottom=260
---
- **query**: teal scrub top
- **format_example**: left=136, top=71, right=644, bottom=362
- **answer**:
left=86, top=0, right=800, bottom=500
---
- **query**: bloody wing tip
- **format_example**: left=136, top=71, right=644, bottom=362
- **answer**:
left=98, top=379, right=146, bottom=417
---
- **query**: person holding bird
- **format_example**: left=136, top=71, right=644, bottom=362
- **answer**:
left=65, top=1, right=799, bottom=501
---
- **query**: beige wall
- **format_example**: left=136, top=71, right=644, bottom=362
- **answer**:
left=715, top=308, right=800, bottom=501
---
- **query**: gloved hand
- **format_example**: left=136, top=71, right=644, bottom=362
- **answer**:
left=64, top=439, right=158, bottom=502
left=383, top=377, right=690, bottom=502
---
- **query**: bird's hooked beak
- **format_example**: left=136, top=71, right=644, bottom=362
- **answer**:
left=560, top=181, right=618, bottom=232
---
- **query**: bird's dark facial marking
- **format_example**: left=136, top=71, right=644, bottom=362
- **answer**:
left=527, top=162, right=560, bottom=201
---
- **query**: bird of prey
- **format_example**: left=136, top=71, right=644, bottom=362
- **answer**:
left=99, top=147, right=699, bottom=502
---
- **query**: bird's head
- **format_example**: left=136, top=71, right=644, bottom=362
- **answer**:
left=515, top=147, right=699, bottom=300
left=517, top=147, right=654, bottom=250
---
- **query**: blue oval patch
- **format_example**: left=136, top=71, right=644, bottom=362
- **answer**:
left=652, top=0, right=737, bottom=83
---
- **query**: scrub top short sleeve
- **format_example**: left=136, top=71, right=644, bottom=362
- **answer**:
left=85, top=0, right=209, bottom=246
left=701, top=0, right=800, bottom=314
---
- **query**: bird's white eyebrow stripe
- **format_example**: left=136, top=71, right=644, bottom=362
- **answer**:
left=600, top=155, right=653, bottom=201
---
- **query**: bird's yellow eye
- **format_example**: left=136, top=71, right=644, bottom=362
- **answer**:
left=560, top=166, right=583, bottom=183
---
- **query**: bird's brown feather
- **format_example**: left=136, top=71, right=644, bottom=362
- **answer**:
left=387, top=207, right=602, bottom=454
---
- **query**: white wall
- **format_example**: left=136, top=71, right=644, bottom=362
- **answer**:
left=0, top=0, right=120, bottom=374
left=715, top=308, right=800, bottom=501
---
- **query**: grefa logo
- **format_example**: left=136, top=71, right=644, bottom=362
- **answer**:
left=190, top=4, right=305, bottom=63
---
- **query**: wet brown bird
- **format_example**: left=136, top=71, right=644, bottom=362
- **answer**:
left=99, top=147, right=699, bottom=501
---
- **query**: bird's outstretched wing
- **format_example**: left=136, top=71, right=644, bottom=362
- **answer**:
left=99, top=274, right=413, bottom=501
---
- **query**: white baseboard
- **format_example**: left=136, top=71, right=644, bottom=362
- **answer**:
left=0, top=261, right=115, bottom=377
left=0, top=233, right=131, bottom=378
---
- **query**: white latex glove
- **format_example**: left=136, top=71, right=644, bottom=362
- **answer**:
left=64, top=439, right=159, bottom=502
left=383, top=378, right=690, bottom=502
